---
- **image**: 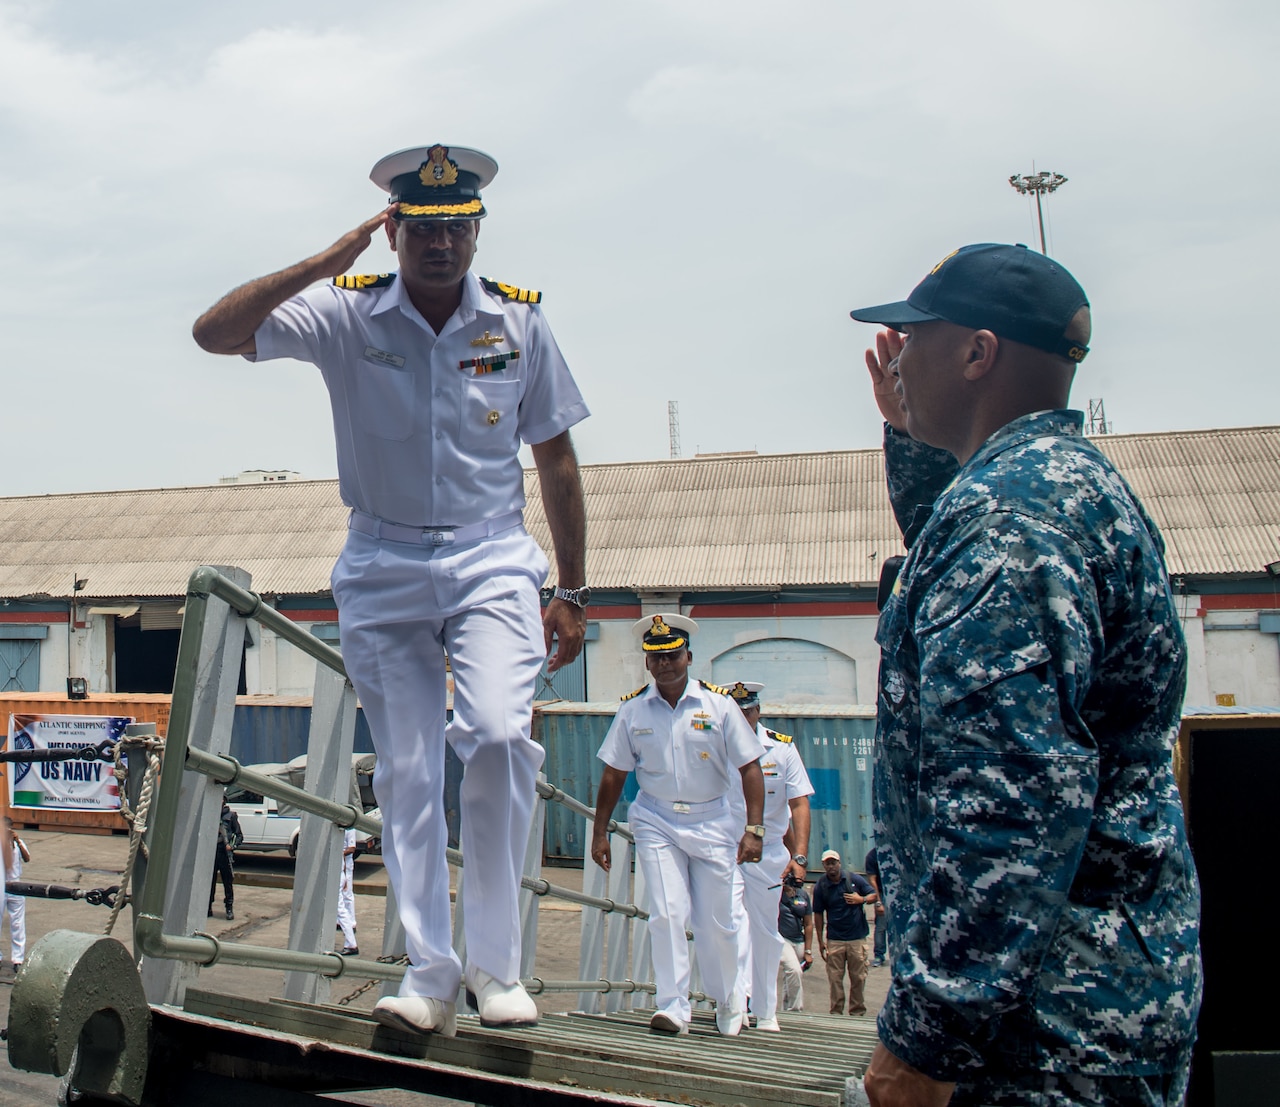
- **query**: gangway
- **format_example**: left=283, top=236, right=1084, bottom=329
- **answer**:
left=3, top=565, right=876, bottom=1105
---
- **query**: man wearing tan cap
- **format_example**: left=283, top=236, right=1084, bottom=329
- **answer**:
left=193, top=144, right=590, bottom=1037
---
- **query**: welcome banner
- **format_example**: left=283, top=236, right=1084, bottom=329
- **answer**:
left=6, top=713, right=131, bottom=810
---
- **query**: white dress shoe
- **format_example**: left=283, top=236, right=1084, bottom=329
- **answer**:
left=464, top=966, right=539, bottom=1028
left=715, top=1005, right=743, bottom=1036
left=372, top=995, right=458, bottom=1038
left=648, top=1010, right=689, bottom=1035
left=754, top=1016, right=781, bottom=1032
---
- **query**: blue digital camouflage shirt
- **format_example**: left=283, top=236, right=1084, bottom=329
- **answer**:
left=874, top=410, right=1202, bottom=1082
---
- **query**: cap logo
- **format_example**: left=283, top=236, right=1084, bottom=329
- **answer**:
left=1066, top=345, right=1087, bottom=363
left=929, top=248, right=960, bottom=276
left=650, top=617, right=671, bottom=636
left=419, top=145, right=460, bottom=188
left=730, top=682, right=748, bottom=699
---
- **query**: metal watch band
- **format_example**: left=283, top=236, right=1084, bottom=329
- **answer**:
left=553, top=586, right=590, bottom=609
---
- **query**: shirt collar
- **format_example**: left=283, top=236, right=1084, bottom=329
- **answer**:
left=961, top=409, right=1084, bottom=475
left=370, top=270, right=502, bottom=327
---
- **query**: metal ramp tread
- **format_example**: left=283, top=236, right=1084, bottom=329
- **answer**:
left=178, top=989, right=877, bottom=1106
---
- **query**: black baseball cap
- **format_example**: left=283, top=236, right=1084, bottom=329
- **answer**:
left=849, top=243, right=1090, bottom=363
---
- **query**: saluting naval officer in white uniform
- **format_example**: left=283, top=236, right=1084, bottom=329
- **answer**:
left=725, top=681, right=813, bottom=1032
left=193, top=144, right=591, bottom=1037
left=591, top=615, right=766, bottom=1037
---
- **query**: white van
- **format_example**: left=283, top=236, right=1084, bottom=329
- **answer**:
left=226, top=753, right=380, bottom=857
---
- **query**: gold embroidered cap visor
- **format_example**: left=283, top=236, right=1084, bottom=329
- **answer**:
left=369, top=143, right=498, bottom=222
left=632, top=612, right=699, bottom=653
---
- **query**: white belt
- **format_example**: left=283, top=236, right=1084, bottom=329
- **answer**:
left=347, top=509, right=523, bottom=547
left=637, top=793, right=728, bottom=816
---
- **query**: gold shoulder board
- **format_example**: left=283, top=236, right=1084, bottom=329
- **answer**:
left=768, top=729, right=793, bottom=743
left=621, top=684, right=649, bottom=702
left=480, top=277, right=543, bottom=304
left=700, top=680, right=732, bottom=696
left=333, top=273, right=396, bottom=290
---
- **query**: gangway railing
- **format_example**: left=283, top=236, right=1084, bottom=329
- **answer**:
left=134, top=564, right=686, bottom=1015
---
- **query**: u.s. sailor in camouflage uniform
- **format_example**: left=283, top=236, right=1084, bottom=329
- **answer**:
left=849, top=245, right=1201, bottom=1107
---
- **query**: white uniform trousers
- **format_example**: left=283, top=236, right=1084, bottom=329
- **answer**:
left=779, top=940, right=805, bottom=1011
left=630, top=793, right=742, bottom=1025
left=5, top=890, right=24, bottom=964
left=731, top=837, right=790, bottom=1021
left=332, top=525, right=548, bottom=1000
left=337, top=856, right=357, bottom=948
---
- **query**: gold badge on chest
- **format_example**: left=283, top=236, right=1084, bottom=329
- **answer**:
left=470, top=330, right=505, bottom=348
left=487, top=410, right=501, bottom=426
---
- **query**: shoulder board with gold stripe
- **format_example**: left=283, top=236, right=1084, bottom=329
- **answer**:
left=333, top=273, right=396, bottom=291
left=480, top=277, right=542, bottom=304
left=621, top=684, right=649, bottom=702
left=766, top=729, right=793, bottom=743
left=699, top=680, right=732, bottom=697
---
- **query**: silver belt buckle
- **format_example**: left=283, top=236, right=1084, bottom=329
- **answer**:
left=425, top=528, right=455, bottom=546
left=672, top=801, right=691, bottom=814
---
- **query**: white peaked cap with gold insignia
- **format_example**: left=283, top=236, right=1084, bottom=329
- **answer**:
left=727, top=681, right=764, bottom=707
left=632, top=613, right=699, bottom=653
left=369, top=144, right=498, bottom=221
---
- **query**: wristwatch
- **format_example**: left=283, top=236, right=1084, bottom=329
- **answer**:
left=745, top=824, right=766, bottom=838
left=792, top=854, right=808, bottom=867
left=553, top=586, right=591, bottom=609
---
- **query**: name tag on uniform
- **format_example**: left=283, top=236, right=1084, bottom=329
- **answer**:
left=363, top=346, right=406, bottom=368
left=633, top=727, right=654, bottom=735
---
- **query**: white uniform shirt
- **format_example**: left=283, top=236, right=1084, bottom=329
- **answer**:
left=598, top=681, right=764, bottom=804
left=250, top=271, right=589, bottom=527
left=729, top=724, right=815, bottom=841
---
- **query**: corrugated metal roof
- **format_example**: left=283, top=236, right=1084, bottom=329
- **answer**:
left=1, top=425, right=1277, bottom=600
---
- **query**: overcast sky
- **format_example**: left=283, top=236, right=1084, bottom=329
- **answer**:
left=1, top=0, right=1275, bottom=497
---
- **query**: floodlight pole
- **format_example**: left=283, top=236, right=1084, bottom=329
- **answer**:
left=1008, top=171, right=1068, bottom=254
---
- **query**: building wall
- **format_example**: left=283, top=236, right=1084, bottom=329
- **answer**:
left=587, top=610, right=882, bottom=704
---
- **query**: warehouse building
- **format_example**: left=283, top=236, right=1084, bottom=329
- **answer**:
left=2, top=424, right=1279, bottom=708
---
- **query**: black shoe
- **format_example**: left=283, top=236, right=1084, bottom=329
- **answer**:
left=341, top=946, right=359, bottom=956
left=225, top=907, right=235, bottom=920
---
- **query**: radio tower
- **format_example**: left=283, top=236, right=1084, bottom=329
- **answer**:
left=1086, top=398, right=1112, bottom=435
left=668, top=401, right=682, bottom=458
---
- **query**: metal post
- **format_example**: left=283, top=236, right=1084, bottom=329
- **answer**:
left=137, top=566, right=251, bottom=1007
left=123, top=722, right=156, bottom=935
left=281, top=662, right=359, bottom=1002
left=379, top=884, right=407, bottom=1000
left=577, top=857, right=608, bottom=1013
left=518, top=777, right=547, bottom=980
left=603, top=833, right=634, bottom=1014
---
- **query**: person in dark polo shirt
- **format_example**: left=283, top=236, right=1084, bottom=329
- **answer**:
left=812, top=848, right=877, bottom=1016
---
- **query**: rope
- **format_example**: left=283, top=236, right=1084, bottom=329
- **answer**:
left=103, top=733, right=165, bottom=936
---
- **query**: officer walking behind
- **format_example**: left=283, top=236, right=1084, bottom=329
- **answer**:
left=3, top=816, right=30, bottom=972
left=726, top=680, right=813, bottom=1031
left=777, top=872, right=814, bottom=1012
left=812, top=849, right=876, bottom=1017
left=851, top=244, right=1201, bottom=1106
left=194, top=144, right=590, bottom=1037
left=208, top=799, right=242, bottom=921
left=864, top=846, right=887, bottom=968
left=591, top=616, right=765, bottom=1037
left=337, top=826, right=359, bottom=956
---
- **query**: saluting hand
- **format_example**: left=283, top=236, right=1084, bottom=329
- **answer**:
left=865, top=328, right=908, bottom=432
left=314, top=206, right=398, bottom=279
